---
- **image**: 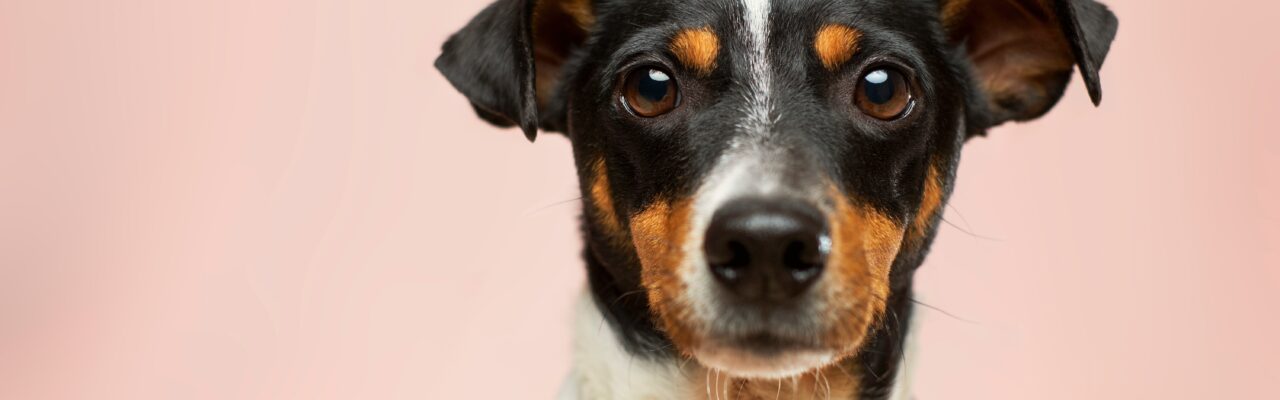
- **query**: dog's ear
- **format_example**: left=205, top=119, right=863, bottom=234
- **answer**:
left=942, top=0, right=1117, bottom=130
left=435, top=0, right=594, bottom=142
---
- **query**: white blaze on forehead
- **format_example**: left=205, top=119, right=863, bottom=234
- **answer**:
left=672, top=2, right=853, bottom=378
left=679, top=0, right=779, bottom=329
left=739, top=0, right=773, bottom=134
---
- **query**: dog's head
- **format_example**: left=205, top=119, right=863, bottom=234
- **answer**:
left=438, top=0, right=1115, bottom=379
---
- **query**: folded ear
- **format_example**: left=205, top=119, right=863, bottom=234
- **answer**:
left=942, top=0, right=1118, bottom=129
left=434, top=0, right=594, bottom=142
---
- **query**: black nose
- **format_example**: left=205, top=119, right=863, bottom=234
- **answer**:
left=703, top=198, right=829, bottom=301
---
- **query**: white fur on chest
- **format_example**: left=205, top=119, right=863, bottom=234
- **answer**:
left=559, top=291, right=697, bottom=400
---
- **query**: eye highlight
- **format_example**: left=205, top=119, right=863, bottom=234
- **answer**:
left=622, top=67, right=679, bottom=117
left=854, top=67, right=912, bottom=120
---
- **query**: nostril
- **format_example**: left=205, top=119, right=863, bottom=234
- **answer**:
left=782, top=236, right=826, bottom=281
left=704, top=197, right=829, bottom=300
left=710, top=240, right=751, bottom=281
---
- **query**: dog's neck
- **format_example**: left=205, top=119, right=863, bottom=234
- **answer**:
left=566, top=247, right=918, bottom=400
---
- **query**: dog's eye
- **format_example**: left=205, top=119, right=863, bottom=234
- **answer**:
left=622, top=67, right=678, bottom=117
left=855, top=67, right=912, bottom=120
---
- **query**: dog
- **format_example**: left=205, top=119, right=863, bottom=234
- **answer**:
left=437, top=0, right=1116, bottom=398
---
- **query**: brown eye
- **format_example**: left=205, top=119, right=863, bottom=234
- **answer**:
left=854, top=67, right=912, bottom=120
left=622, top=67, right=678, bottom=117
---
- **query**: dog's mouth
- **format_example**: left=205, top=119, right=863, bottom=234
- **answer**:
left=667, top=276, right=885, bottom=379
left=629, top=156, right=901, bottom=379
left=692, top=332, right=838, bottom=379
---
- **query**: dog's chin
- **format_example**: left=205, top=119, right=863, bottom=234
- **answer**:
left=692, top=338, right=837, bottom=379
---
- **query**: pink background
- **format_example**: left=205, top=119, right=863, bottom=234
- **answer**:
left=1, top=0, right=1277, bottom=398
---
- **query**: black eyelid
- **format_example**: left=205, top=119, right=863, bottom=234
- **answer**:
left=851, top=55, right=918, bottom=84
left=615, top=55, right=678, bottom=82
left=612, top=59, right=677, bottom=100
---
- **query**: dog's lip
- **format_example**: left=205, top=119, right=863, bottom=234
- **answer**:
left=724, top=332, right=824, bottom=356
left=692, top=334, right=836, bottom=379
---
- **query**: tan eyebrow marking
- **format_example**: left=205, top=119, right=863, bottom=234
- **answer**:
left=669, top=27, right=720, bottom=77
left=814, top=24, right=862, bottom=71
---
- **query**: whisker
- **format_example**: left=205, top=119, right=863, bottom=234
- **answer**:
left=722, top=370, right=730, bottom=400
left=610, top=289, right=648, bottom=308
left=820, top=369, right=832, bottom=400
left=940, top=215, right=1001, bottom=241
left=714, top=369, right=721, bottom=400
left=887, top=308, right=908, bottom=381
left=706, top=368, right=713, bottom=400
left=862, top=359, right=882, bottom=381
left=671, top=355, right=694, bottom=380
left=943, top=202, right=973, bottom=228
left=812, top=371, right=820, bottom=400
left=909, top=297, right=980, bottom=324
left=524, top=196, right=583, bottom=216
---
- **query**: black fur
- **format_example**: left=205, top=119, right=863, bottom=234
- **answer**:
left=1057, top=0, right=1120, bottom=105
left=437, top=0, right=1116, bottom=398
left=435, top=0, right=538, bottom=139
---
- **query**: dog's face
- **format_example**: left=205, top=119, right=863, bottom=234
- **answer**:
left=439, top=0, right=1115, bottom=379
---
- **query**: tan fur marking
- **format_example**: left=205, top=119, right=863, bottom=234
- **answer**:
left=825, top=184, right=904, bottom=352
left=588, top=158, right=624, bottom=242
left=670, top=28, right=720, bottom=77
left=814, top=24, right=862, bottom=71
left=909, top=164, right=944, bottom=243
left=531, top=0, right=595, bottom=107
left=693, top=363, right=862, bottom=399
left=630, top=198, right=697, bottom=350
left=940, top=0, right=972, bottom=35
left=559, top=0, right=596, bottom=29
